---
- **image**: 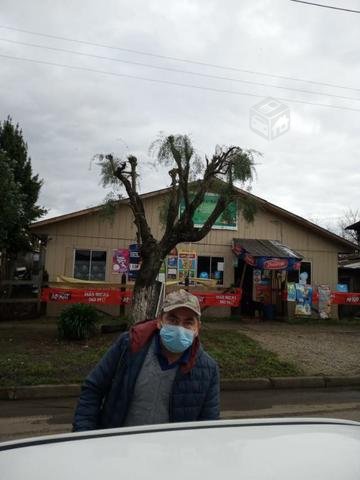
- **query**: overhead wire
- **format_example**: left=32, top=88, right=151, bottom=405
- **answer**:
left=289, top=0, right=360, bottom=14
left=1, top=37, right=359, bottom=103
left=0, top=24, right=359, bottom=93
left=2, top=52, right=360, bottom=113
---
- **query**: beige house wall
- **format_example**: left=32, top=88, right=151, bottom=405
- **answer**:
left=32, top=193, right=347, bottom=317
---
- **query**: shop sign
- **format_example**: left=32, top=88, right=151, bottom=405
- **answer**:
left=178, top=251, right=197, bottom=284
left=179, top=193, right=237, bottom=230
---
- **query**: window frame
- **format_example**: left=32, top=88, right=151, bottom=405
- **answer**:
left=197, top=255, right=224, bottom=285
left=73, top=248, right=107, bottom=281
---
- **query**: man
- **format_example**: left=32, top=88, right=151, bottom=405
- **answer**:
left=73, top=289, right=220, bottom=431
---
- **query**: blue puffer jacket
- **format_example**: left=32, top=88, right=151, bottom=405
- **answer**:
left=73, top=320, right=220, bottom=431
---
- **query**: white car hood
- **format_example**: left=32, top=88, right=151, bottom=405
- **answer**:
left=1, top=418, right=360, bottom=480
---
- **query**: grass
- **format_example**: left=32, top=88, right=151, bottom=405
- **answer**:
left=201, top=327, right=301, bottom=379
left=0, top=317, right=301, bottom=387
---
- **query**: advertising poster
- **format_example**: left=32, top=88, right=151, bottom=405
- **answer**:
left=287, top=282, right=296, bottom=302
left=295, top=283, right=312, bottom=315
left=317, top=285, right=331, bottom=319
left=128, top=243, right=141, bottom=281
left=178, top=251, right=197, bottom=284
left=112, top=249, right=129, bottom=274
left=166, top=255, right=178, bottom=280
left=179, top=193, right=237, bottom=230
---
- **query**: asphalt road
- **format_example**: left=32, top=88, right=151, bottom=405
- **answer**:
left=1, top=387, right=360, bottom=442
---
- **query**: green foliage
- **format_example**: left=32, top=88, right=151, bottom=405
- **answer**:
left=0, top=151, right=26, bottom=249
left=0, top=117, right=46, bottom=253
left=58, top=304, right=99, bottom=340
left=149, top=133, right=204, bottom=180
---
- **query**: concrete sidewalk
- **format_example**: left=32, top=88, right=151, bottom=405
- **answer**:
left=1, top=375, right=360, bottom=400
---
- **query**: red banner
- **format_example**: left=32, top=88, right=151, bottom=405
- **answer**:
left=41, top=288, right=133, bottom=305
left=311, top=291, right=360, bottom=305
left=192, top=289, right=242, bottom=307
left=41, top=288, right=242, bottom=308
left=330, top=292, right=360, bottom=305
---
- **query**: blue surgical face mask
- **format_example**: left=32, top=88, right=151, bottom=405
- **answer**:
left=159, top=324, right=194, bottom=353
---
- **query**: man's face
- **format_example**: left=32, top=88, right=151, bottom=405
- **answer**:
left=157, top=307, right=201, bottom=337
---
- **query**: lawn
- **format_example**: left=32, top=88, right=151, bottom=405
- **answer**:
left=0, top=318, right=301, bottom=387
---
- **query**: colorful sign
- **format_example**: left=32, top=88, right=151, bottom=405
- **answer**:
left=316, top=285, right=331, bottom=319
left=287, top=282, right=296, bottom=302
left=179, top=193, right=237, bottom=230
left=233, top=243, right=302, bottom=271
left=128, top=243, right=141, bottom=281
left=295, top=283, right=312, bottom=316
left=255, top=283, right=271, bottom=304
left=178, top=251, right=197, bottom=284
left=112, top=249, right=129, bottom=274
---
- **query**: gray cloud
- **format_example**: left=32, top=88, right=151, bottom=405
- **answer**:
left=0, top=0, right=359, bottom=230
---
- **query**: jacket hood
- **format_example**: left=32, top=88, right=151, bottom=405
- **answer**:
left=129, top=319, right=200, bottom=374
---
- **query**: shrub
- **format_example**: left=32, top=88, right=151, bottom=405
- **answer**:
left=58, top=304, right=99, bottom=340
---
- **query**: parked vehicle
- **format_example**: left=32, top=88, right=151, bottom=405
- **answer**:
left=1, top=418, right=360, bottom=480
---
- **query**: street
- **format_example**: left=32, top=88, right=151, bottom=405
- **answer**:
left=1, top=387, right=360, bottom=442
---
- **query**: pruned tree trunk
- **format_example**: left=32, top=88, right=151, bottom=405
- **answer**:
left=132, top=282, right=161, bottom=323
left=131, top=245, right=163, bottom=323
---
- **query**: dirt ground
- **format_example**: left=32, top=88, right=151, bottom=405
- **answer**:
left=207, top=320, right=360, bottom=376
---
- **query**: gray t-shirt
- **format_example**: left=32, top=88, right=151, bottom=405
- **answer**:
left=123, top=337, right=178, bottom=427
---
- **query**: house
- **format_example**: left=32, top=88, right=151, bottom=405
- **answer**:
left=30, top=185, right=356, bottom=318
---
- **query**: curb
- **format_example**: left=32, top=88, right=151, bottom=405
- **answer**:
left=1, top=376, right=360, bottom=399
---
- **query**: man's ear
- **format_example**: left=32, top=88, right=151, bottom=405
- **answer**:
left=156, top=315, right=162, bottom=330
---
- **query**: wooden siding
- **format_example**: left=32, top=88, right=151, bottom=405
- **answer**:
left=32, top=194, right=342, bottom=292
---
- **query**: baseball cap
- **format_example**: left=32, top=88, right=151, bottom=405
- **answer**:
left=162, top=289, right=201, bottom=317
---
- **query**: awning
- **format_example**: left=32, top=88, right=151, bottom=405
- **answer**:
left=232, top=239, right=303, bottom=271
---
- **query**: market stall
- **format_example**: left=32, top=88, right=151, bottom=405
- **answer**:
left=232, top=239, right=303, bottom=319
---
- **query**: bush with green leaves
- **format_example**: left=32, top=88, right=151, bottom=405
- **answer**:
left=58, top=304, right=99, bottom=340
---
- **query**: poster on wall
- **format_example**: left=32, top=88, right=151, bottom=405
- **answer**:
left=179, top=193, right=237, bottom=230
left=128, top=243, right=141, bottom=281
left=295, top=283, right=312, bottom=315
left=112, top=249, right=129, bottom=274
left=287, top=283, right=296, bottom=302
left=178, top=251, right=197, bottom=284
left=167, top=255, right=178, bottom=280
left=317, top=284, right=331, bottom=319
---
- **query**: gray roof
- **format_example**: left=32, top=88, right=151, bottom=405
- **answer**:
left=232, top=239, right=303, bottom=259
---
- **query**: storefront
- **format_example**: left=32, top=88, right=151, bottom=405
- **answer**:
left=232, top=239, right=303, bottom=319
left=30, top=185, right=356, bottom=318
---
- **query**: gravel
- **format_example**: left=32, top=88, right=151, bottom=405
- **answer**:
left=206, top=321, right=360, bottom=376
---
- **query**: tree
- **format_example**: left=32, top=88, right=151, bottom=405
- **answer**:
left=97, top=134, right=258, bottom=323
left=338, top=208, right=360, bottom=245
left=0, top=151, right=26, bottom=251
left=0, top=117, right=47, bottom=271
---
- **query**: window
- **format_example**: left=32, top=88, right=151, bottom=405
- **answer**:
left=197, top=256, right=224, bottom=284
left=287, top=260, right=312, bottom=284
left=74, top=249, right=107, bottom=281
left=300, top=261, right=311, bottom=284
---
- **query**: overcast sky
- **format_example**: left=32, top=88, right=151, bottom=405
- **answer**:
left=1, top=0, right=359, bottom=231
